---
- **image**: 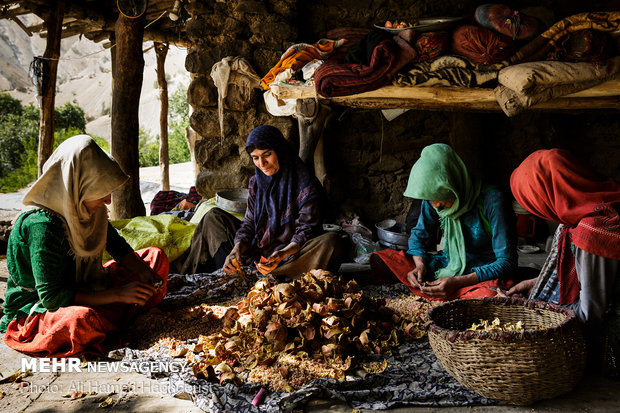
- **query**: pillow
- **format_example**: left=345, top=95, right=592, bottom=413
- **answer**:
left=494, top=56, right=620, bottom=116
left=498, top=57, right=620, bottom=94
left=475, top=4, right=543, bottom=40
left=452, top=25, right=516, bottom=65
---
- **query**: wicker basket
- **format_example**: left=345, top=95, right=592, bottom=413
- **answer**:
left=425, top=297, right=586, bottom=405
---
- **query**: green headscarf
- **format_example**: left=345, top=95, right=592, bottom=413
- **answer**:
left=404, top=144, right=481, bottom=278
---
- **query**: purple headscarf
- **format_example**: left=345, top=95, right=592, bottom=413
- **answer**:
left=245, top=125, right=322, bottom=248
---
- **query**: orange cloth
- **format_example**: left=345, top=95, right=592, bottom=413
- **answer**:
left=4, top=247, right=168, bottom=358
left=260, top=40, right=343, bottom=89
left=370, top=249, right=513, bottom=301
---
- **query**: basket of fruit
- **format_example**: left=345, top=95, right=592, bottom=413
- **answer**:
left=425, top=297, right=586, bottom=405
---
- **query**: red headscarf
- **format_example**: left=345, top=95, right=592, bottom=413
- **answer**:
left=511, top=148, right=620, bottom=303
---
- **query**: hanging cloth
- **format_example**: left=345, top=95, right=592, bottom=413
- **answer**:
left=210, top=57, right=261, bottom=139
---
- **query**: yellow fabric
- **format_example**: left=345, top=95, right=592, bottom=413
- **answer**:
left=106, top=215, right=196, bottom=263
left=189, top=197, right=246, bottom=225
left=541, top=11, right=620, bottom=45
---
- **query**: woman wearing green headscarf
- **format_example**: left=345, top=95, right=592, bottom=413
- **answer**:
left=370, top=144, right=517, bottom=299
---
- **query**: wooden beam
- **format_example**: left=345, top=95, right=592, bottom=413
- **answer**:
left=110, top=11, right=146, bottom=219
left=270, top=80, right=620, bottom=112
left=0, top=5, right=31, bottom=19
left=155, top=41, right=170, bottom=191
left=144, top=29, right=186, bottom=46
left=37, top=0, right=64, bottom=177
left=9, top=15, right=32, bottom=36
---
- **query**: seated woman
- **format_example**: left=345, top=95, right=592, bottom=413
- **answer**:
left=371, top=143, right=517, bottom=299
left=181, top=125, right=344, bottom=278
left=1, top=135, right=168, bottom=358
left=508, top=148, right=620, bottom=370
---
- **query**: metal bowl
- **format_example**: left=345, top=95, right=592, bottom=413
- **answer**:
left=215, top=188, right=249, bottom=213
left=374, top=16, right=463, bottom=33
left=376, top=219, right=409, bottom=249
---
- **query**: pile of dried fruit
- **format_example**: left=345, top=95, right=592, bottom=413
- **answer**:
left=172, top=270, right=425, bottom=392
left=384, top=20, right=417, bottom=29
left=466, top=317, right=542, bottom=332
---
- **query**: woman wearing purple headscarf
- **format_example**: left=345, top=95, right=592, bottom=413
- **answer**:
left=181, top=125, right=344, bottom=278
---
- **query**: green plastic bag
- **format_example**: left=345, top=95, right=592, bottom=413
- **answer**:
left=105, top=215, right=196, bottom=263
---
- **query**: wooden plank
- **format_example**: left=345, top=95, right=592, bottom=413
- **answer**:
left=270, top=79, right=620, bottom=111
left=37, top=0, right=64, bottom=176
left=155, top=41, right=170, bottom=192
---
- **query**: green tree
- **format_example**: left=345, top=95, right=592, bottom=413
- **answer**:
left=55, top=102, right=86, bottom=132
left=0, top=113, right=39, bottom=176
left=0, top=94, right=23, bottom=117
left=138, top=127, right=159, bottom=167
left=0, top=93, right=94, bottom=192
left=167, top=87, right=190, bottom=164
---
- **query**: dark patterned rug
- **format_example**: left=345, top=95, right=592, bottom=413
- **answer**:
left=110, top=271, right=495, bottom=412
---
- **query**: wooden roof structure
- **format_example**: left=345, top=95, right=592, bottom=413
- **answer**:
left=0, top=0, right=187, bottom=45
left=0, top=0, right=189, bottom=219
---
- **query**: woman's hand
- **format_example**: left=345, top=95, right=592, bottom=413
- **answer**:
left=267, top=242, right=301, bottom=267
left=419, top=277, right=461, bottom=298
left=505, top=278, right=537, bottom=297
left=75, top=281, right=157, bottom=307
left=420, top=272, right=479, bottom=299
left=407, top=256, right=426, bottom=288
left=114, top=281, right=157, bottom=305
left=223, top=243, right=245, bottom=274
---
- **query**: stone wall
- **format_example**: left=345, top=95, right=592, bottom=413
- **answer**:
left=184, top=0, right=619, bottom=226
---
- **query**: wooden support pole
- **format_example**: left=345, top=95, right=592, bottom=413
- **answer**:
left=155, top=41, right=170, bottom=191
left=37, top=1, right=64, bottom=177
left=110, top=12, right=146, bottom=219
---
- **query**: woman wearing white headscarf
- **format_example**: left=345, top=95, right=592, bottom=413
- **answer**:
left=1, top=135, right=168, bottom=357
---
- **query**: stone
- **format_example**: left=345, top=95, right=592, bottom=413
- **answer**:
left=185, top=17, right=221, bottom=38
left=189, top=109, right=223, bottom=139
left=195, top=168, right=252, bottom=199
left=188, top=76, right=218, bottom=109
left=224, top=83, right=260, bottom=111
left=235, top=1, right=267, bottom=14
left=249, top=21, right=296, bottom=43
left=185, top=1, right=214, bottom=18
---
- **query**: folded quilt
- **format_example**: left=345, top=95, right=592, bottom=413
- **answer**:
left=315, top=35, right=416, bottom=97
left=394, top=55, right=503, bottom=88
left=494, top=56, right=620, bottom=116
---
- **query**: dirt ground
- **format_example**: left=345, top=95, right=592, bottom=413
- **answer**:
left=1, top=255, right=620, bottom=412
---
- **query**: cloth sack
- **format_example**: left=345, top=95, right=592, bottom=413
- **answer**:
left=494, top=56, right=620, bottom=116
left=452, top=25, right=516, bottom=65
left=106, top=215, right=196, bottom=263
left=475, top=3, right=543, bottom=40
left=210, top=57, right=261, bottom=139
left=547, top=29, right=614, bottom=63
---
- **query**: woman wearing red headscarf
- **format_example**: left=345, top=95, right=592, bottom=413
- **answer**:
left=509, top=148, right=620, bottom=372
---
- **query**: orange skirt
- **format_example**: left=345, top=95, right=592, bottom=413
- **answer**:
left=370, top=248, right=513, bottom=301
left=4, top=247, right=168, bottom=358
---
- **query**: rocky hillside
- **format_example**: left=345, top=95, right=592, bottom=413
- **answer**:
left=0, top=15, right=189, bottom=140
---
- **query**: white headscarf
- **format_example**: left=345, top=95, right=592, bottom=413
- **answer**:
left=22, top=135, right=128, bottom=286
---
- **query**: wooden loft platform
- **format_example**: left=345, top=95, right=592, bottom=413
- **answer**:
left=270, top=78, right=620, bottom=112
left=282, top=77, right=620, bottom=186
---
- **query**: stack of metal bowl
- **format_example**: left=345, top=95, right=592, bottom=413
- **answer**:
left=375, top=219, right=408, bottom=250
